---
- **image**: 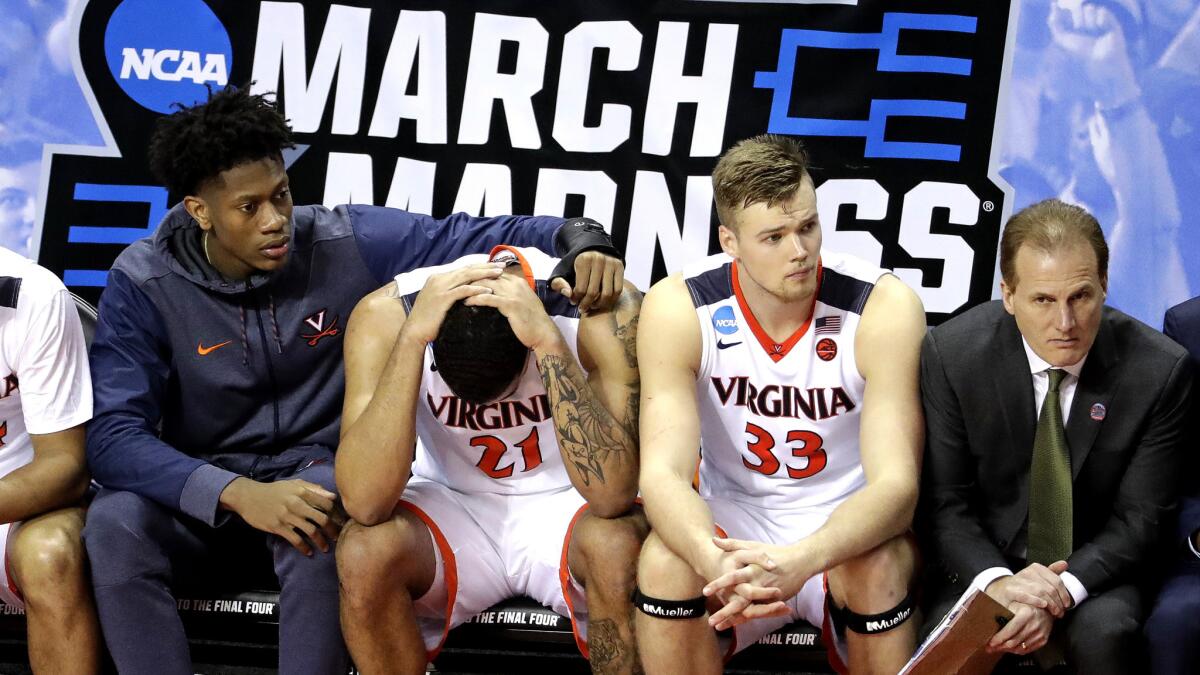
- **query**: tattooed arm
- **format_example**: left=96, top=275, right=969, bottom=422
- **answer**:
left=464, top=273, right=642, bottom=517
left=541, top=283, right=642, bottom=517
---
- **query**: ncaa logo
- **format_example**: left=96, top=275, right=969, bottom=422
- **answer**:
left=712, top=306, right=738, bottom=335
left=104, top=0, right=232, bottom=113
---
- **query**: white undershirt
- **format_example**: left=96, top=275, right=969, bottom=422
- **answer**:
left=970, top=338, right=1089, bottom=608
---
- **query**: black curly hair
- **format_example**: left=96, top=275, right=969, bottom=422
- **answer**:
left=148, top=86, right=295, bottom=197
left=432, top=302, right=529, bottom=405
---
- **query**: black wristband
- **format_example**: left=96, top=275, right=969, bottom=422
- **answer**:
left=549, top=217, right=621, bottom=287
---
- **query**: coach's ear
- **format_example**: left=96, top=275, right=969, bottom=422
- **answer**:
left=1000, top=278, right=1016, bottom=316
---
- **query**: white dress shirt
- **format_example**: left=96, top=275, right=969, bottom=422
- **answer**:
left=969, top=338, right=1090, bottom=608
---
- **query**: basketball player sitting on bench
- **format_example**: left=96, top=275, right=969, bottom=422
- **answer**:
left=336, top=241, right=647, bottom=675
left=0, top=247, right=100, bottom=673
left=634, top=135, right=925, bottom=674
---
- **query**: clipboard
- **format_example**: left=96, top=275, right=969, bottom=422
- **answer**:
left=899, top=589, right=1015, bottom=675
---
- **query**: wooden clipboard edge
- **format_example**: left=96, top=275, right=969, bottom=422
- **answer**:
left=902, top=590, right=1015, bottom=675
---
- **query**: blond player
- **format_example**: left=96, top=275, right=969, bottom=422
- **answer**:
left=635, top=136, right=926, bottom=674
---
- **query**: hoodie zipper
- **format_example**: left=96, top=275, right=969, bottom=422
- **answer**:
left=248, top=280, right=282, bottom=447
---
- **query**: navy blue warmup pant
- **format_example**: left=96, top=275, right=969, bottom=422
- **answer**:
left=83, top=445, right=347, bottom=675
left=1146, top=555, right=1200, bottom=675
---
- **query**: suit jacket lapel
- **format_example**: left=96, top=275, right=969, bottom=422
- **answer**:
left=1066, top=314, right=1119, bottom=479
left=996, top=317, right=1037, bottom=466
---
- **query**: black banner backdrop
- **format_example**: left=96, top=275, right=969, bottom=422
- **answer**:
left=36, top=0, right=1012, bottom=323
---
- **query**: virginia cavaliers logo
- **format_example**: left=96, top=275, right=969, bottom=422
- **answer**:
left=301, top=309, right=340, bottom=347
left=1, top=374, right=17, bottom=399
left=815, top=338, right=838, bottom=362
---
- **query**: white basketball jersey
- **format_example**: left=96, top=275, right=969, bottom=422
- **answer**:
left=0, top=247, right=92, bottom=481
left=683, top=250, right=888, bottom=511
left=393, top=246, right=579, bottom=495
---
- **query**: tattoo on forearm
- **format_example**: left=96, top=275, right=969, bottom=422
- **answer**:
left=612, top=311, right=639, bottom=370
left=610, top=297, right=641, bottom=444
left=623, top=381, right=640, bottom=447
left=538, top=354, right=636, bottom=487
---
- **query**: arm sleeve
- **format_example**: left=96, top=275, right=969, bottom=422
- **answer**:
left=16, top=288, right=91, bottom=434
left=86, top=271, right=238, bottom=526
left=919, top=332, right=1011, bottom=581
left=345, top=205, right=564, bottom=282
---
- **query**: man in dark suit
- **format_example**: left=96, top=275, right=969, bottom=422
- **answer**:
left=1144, top=295, right=1200, bottom=675
left=919, top=198, right=1194, bottom=673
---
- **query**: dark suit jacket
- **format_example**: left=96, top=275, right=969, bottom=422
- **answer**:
left=1163, top=296, right=1200, bottom=546
left=920, top=300, right=1194, bottom=594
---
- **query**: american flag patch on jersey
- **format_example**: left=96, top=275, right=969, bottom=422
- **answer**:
left=815, top=315, right=842, bottom=335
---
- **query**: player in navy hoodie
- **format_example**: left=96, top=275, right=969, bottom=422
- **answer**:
left=82, top=86, right=624, bottom=675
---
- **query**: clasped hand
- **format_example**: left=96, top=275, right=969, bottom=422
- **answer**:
left=985, top=560, right=1071, bottom=654
left=701, top=537, right=809, bottom=631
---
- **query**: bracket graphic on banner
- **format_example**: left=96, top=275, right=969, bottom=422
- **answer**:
left=36, top=0, right=1014, bottom=323
left=63, top=183, right=168, bottom=286
left=754, top=13, right=976, bottom=161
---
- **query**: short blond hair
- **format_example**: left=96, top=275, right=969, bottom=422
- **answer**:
left=712, top=135, right=811, bottom=229
left=1000, top=198, right=1109, bottom=288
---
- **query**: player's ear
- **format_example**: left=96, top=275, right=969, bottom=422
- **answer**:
left=718, top=224, right=738, bottom=257
left=184, top=195, right=210, bottom=231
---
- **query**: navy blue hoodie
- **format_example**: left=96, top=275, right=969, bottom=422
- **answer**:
left=87, top=203, right=562, bottom=525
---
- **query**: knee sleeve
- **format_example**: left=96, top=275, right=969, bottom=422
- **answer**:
left=632, top=587, right=707, bottom=620
left=828, top=591, right=915, bottom=635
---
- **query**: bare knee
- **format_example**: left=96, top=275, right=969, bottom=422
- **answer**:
left=11, top=510, right=89, bottom=606
left=636, top=531, right=703, bottom=598
left=337, top=513, right=434, bottom=605
left=828, top=535, right=916, bottom=612
left=571, top=510, right=648, bottom=595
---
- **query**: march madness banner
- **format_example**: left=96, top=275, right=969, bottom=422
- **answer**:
left=36, top=0, right=1012, bottom=323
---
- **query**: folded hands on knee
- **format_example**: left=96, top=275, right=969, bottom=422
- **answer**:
left=700, top=536, right=811, bottom=631
left=985, top=560, right=1071, bottom=654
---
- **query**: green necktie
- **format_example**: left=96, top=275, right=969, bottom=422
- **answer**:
left=1027, top=368, right=1072, bottom=565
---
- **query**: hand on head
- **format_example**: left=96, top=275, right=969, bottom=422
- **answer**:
left=464, top=271, right=562, bottom=351
left=401, top=263, right=505, bottom=344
